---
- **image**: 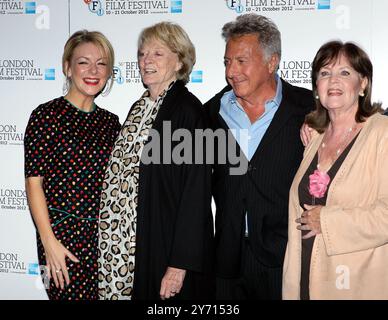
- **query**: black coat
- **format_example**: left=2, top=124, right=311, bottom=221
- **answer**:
left=204, top=79, right=314, bottom=278
left=133, top=81, right=215, bottom=299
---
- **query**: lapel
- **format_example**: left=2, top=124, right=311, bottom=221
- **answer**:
left=209, top=81, right=304, bottom=165
left=326, top=113, right=378, bottom=205
left=292, top=134, right=323, bottom=208
left=291, top=113, right=379, bottom=210
left=250, top=79, right=300, bottom=164
left=152, top=80, right=186, bottom=132
left=206, top=86, right=248, bottom=168
left=207, top=85, right=231, bottom=128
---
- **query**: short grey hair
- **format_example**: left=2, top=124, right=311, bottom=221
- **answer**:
left=222, top=13, right=281, bottom=64
left=138, top=21, right=196, bottom=84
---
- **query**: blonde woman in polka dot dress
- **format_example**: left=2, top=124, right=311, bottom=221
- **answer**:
left=24, top=30, right=120, bottom=300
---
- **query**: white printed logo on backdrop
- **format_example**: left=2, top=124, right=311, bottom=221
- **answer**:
left=0, top=252, right=39, bottom=276
left=225, top=0, right=331, bottom=14
left=279, top=60, right=312, bottom=87
left=85, top=0, right=183, bottom=16
left=0, top=1, right=50, bottom=29
left=0, top=0, right=36, bottom=15
left=113, top=61, right=204, bottom=87
left=0, top=59, right=55, bottom=81
left=0, top=124, right=24, bottom=147
left=0, top=188, right=28, bottom=212
left=114, top=60, right=141, bottom=85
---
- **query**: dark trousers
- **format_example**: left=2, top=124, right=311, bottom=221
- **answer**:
left=216, top=239, right=282, bottom=300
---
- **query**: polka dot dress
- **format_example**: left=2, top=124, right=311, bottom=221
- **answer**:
left=24, top=97, right=121, bottom=300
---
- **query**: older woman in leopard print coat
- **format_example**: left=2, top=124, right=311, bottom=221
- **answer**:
left=97, top=21, right=215, bottom=300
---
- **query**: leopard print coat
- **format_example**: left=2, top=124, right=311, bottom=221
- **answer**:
left=98, top=87, right=170, bottom=300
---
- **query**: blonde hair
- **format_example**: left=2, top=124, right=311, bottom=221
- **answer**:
left=62, top=30, right=115, bottom=93
left=138, top=22, right=196, bottom=84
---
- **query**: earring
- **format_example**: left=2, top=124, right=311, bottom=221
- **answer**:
left=315, top=95, right=319, bottom=100
left=359, top=91, right=365, bottom=97
left=63, top=77, right=70, bottom=95
left=101, top=77, right=112, bottom=97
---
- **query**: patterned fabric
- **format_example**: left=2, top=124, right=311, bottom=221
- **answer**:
left=24, top=97, right=120, bottom=300
left=98, top=86, right=171, bottom=300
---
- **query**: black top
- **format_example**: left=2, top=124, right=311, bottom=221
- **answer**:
left=298, top=133, right=359, bottom=300
left=205, top=80, right=314, bottom=277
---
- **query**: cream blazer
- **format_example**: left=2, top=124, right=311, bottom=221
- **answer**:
left=283, top=113, right=388, bottom=299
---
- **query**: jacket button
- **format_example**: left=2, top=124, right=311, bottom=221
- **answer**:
left=248, top=165, right=256, bottom=172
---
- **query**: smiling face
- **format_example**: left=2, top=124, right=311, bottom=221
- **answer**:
left=224, top=34, right=278, bottom=104
left=316, top=53, right=367, bottom=114
left=138, top=39, right=182, bottom=99
left=65, top=42, right=109, bottom=100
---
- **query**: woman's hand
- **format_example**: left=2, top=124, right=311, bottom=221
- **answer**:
left=160, top=266, right=186, bottom=300
left=25, top=177, right=80, bottom=290
left=42, top=236, right=80, bottom=290
left=296, top=204, right=323, bottom=239
left=300, top=123, right=313, bottom=147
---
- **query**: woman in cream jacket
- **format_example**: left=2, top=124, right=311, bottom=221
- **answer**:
left=282, top=40, right=388, bottom=300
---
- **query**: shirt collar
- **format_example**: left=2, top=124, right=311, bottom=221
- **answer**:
left=272, top=74, right=283, bottom=107
left=223, top=73, right=283, bottom=109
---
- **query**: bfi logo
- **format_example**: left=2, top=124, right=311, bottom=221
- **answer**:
left=85, top=0, right=105, bottom=16
left=225, top=0, right=244, bottom=13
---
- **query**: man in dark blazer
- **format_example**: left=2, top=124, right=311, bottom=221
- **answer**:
left=204, top=13, right=314, bottom=299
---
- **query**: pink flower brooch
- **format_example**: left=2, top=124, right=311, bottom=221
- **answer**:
left=308, top=169, right=330, bottom=199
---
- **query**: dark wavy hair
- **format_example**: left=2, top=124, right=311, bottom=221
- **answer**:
left=306, top=40, right=382, bottom=133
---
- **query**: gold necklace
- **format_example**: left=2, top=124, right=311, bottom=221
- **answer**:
left=317, top=123, right=358, bottom=170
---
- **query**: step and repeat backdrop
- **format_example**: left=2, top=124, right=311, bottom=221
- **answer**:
left=1, top=0, right=387, bottom=299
